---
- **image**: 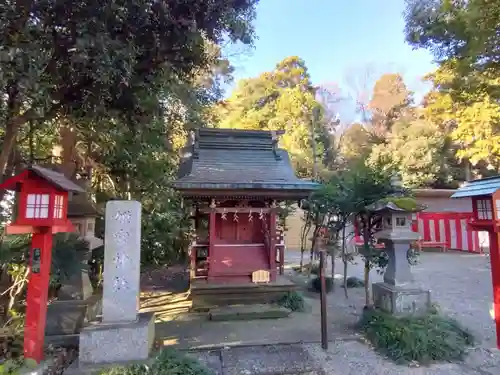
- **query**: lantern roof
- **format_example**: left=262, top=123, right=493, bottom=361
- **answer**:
left=451, top=175, right=500, bottom=199
left=0, top=165, right=85, bottom=193
left=366, top=197, right=426, bottom=213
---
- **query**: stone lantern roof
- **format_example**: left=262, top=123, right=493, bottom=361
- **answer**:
left=366, top=197, right=426, bottom=214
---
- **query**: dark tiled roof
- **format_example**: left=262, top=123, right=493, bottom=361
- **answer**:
left=29, top=165, right=85, bottom=193
left=452, top=175, right=500, bottom=198
left=174, top=128, right=319, bottom=192
left=67, top=200, right=101, bottom=217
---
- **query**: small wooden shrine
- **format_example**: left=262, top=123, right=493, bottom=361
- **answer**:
left=174, top=128, right=318, bottom=288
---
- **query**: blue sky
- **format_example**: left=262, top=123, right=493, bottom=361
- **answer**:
left=225, top=0, right=437, bottom=121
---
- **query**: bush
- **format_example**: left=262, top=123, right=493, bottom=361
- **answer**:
left=97, top=347, right=214, bottom=375
left=309, top=264, right=320, bottom=275
left=276, top=291, right=306, bottom=312
left=357, top=308, right=475, bottom=365
left=0, top=358, right=38, bottom=374
left=345, top=276, right=364, bottom=288
left=311, top=276, right=334, bottom=293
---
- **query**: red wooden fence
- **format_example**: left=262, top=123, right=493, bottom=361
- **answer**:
left=353, top=212, right=481, bottom=253
left=413, top=212, right=480, bottom=253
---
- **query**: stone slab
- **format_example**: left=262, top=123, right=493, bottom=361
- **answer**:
left=209, top=304, right=291, bottom=321
left=221, top=344, right=324, bottom=375
left=372, top=282, right=431, bottom=316
left=78, top=312, right=155, bottom=365
left=102, top=200, right=141, bottom=323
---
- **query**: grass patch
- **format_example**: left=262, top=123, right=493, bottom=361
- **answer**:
left=96, top=348, right=213, bottom=375
left=357, top=308, right=475, bottom=365
left=276, top=291, right=306, bottom=312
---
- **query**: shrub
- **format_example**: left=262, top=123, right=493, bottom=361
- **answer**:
left=357, top=308, right=475, bottom=365
left=309, top=264, right=320, bottom=275
left=97, top=347, right=214, bottom=375
left=276, top=291, right=306, bottom=312
left=345, top=276, right=364, bottom=288
left=0, top=358, right=38, bottom=374
left=311, top=276, right=334, bottom=293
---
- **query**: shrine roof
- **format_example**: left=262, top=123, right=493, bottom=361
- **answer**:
left=174, top=128, right=319, bottom=194
left=451, top=175, right=500, bottom=198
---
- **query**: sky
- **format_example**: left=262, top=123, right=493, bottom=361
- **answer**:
left=225, top=0, right=438, bottom=122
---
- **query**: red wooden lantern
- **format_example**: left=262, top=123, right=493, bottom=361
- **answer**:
left=452, top=176, right=500, bottom=349
left=0, top=165, right=85, bottom=363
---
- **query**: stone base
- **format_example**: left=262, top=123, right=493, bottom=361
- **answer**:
left=372, top=282, right=431, bottom=316
left=78, top=312, right=155, bottom=366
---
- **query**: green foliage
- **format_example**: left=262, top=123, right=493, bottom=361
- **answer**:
left=276, top=291, right=306, bottom=312
left=212, top=56, right=336, bottom=177
left=367, top=119, right=452, bottom=188
left=358, top=308, right=475, bottom=365
left=0, top=357, right=38, bottom=375
left=423, top=63, right=500, bottom=171
left=404, top=0, right=500, bottom=78
left=0, top=233, right=90, bottom=345
left=311, top=276, right=334, bottom=293
left=345, top=276, right=365, bottom=288
left=97, top=347, right=214, bottom=375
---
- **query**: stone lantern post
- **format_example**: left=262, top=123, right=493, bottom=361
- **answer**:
left=368, top=199, right=431, bottom=315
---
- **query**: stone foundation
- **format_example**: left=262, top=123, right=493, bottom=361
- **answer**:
left=78, top=312, right=155, bottom=365
left=372, top=282, right=431, bottom=316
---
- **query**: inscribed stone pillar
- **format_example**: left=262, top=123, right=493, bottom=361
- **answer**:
left=102, top=200, right=141, bottom=323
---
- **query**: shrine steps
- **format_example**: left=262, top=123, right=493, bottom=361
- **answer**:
left=190, top=276, right=298, bottom=309
left=208, top=304, right=291, bottom=321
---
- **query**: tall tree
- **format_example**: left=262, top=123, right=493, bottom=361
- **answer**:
left=404, top=0, right=500, bottom=91
left=369, top=73, right=413, bottom=137
left=423, top=63, right=500, bottom=171
left=0, top=0, right=258, bottom=184
left=339, top=123, right=372, bottom=164
left=367, top=119, right=454, bottom=188
left=214, top=56, right=329, bottom=177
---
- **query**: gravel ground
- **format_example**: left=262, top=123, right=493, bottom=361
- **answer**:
left=285, top=250, right=500, bottom=374
left=286, top=250, right=496, bottom=348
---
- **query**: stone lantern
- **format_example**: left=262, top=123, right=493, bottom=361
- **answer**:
left=367, top=199, right=431, bottom=316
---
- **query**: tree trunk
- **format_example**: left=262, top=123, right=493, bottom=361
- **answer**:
left=363, top=259, right=372, bottom=307
left=342, top=223, right=348, bottom=299
left=361, top=215, right=373, bottom=308
left=0, top=122, right=20, bottom=202
left=299, top=212, right=312, bottom=273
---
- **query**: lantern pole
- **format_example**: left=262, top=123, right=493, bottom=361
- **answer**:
left=24, top=227, right=53, bottom=363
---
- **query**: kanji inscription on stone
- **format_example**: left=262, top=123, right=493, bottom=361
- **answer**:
left=102, top=200, right=141, bottom=323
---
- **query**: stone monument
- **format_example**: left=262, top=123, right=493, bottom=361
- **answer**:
left=369, top=199, right=432, bottom=316
left=78, top=200, right=155, bottom=365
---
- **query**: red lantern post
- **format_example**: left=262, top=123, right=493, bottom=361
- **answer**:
left=452, top=176, right=500, bottom=349
left=0, top=166, right=84, bottom=363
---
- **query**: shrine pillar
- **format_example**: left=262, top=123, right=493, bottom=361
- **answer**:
left=269, top=203, right=277, bottom=281
left=208, top=199, right=216, bottom=279
left=489, top=229, right=500, bottom=346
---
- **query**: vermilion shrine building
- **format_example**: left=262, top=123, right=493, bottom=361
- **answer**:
left=173, top=128, right=317, bottom=296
